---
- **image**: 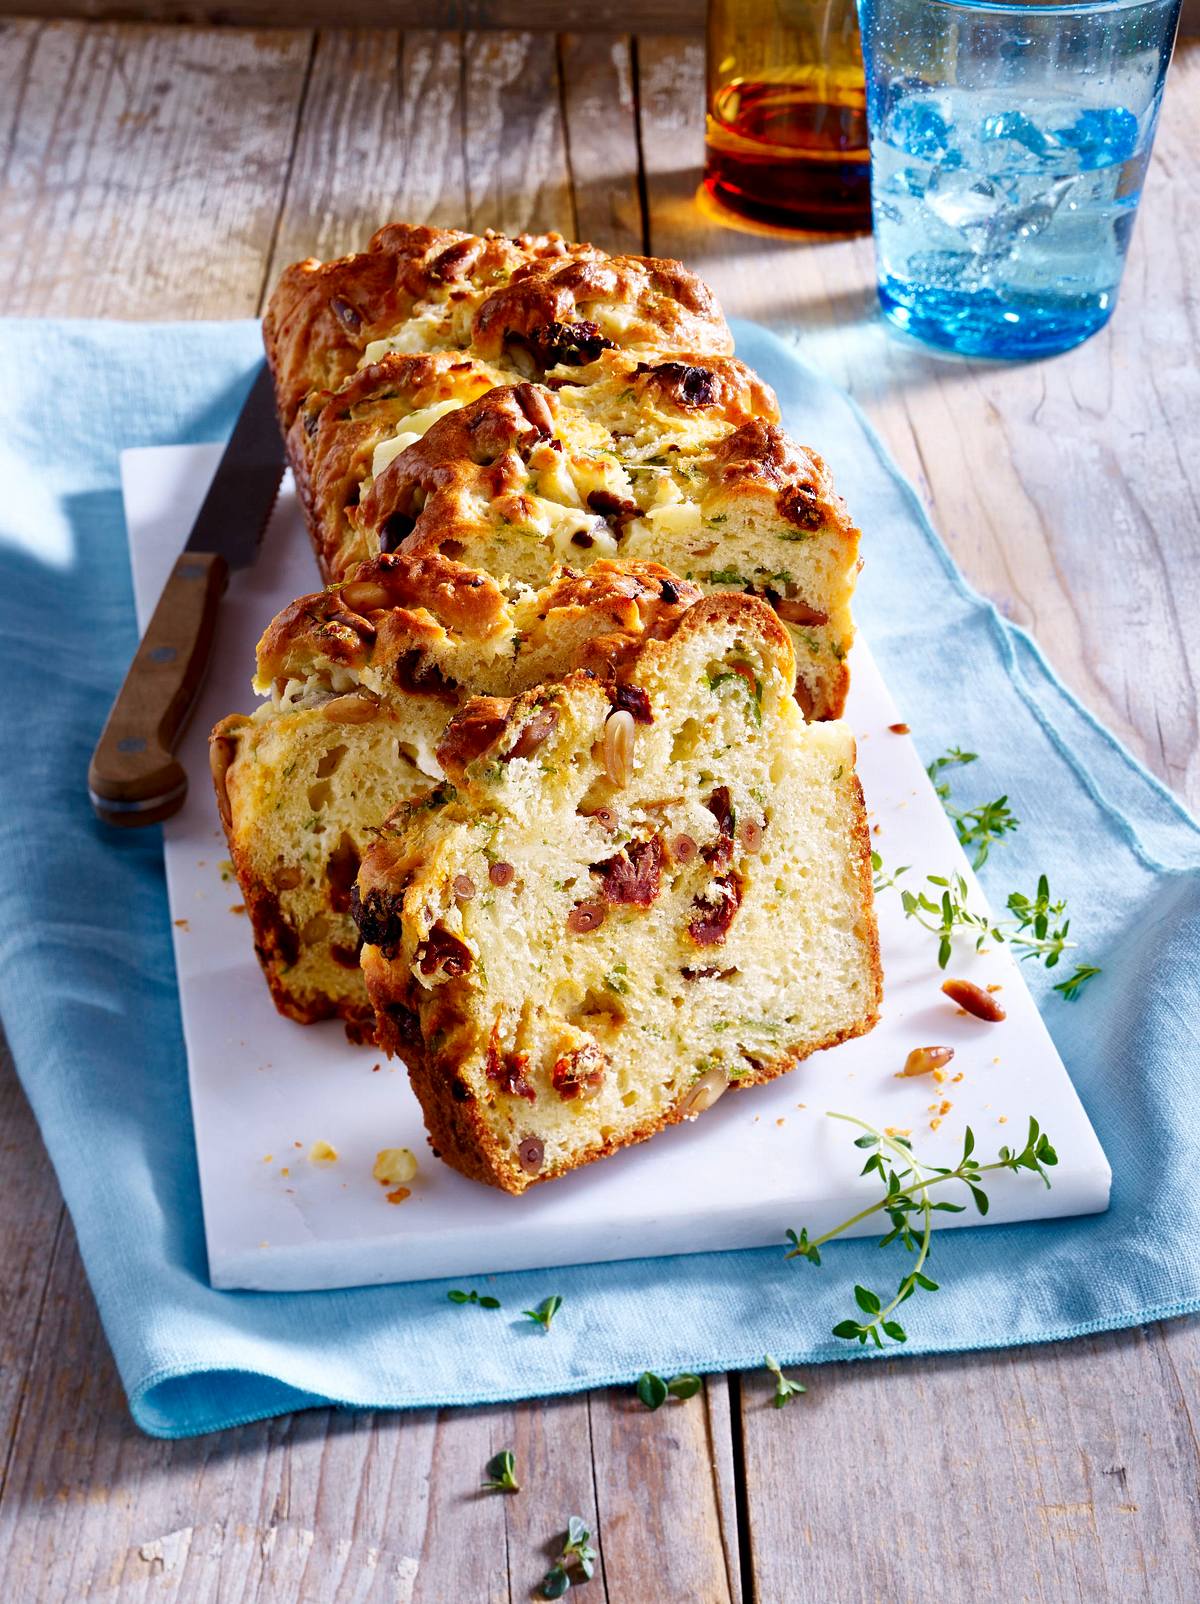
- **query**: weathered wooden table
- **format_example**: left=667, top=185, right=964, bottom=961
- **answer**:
left=1, top=18, right=1198, bottom=1601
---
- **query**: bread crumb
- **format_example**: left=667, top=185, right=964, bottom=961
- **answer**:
left=884, top=1126, right=912, bottom=1137
left=218, top=859, right=235, bottom=882
left=309, top=1140, right=338, bottom=1165
left=173, top=918, right=189, bottom=931
left=372, top=1063, right=382, bottom=1073
left=374, top=1147, right=418, bottom=1188
left=229, top=903, right=246, bottom=916
left=930, top=1117, right=943, bottom=1131
left=888, top=722, right=910, bottom=734
left=998, top=1115, right=1009, bottom=1125
left=952, top=1072, right=964, bottom=1083
left=386, top=1187, right=412, bottom=1205
left=258, top=1240, right=269, bottom=1249
left=775, top=1117, right=786, bottom=1127
left=796, top=1103, right=807, bottom=1109
left=280, top=1167, right=289, bottom=1178
left=986, top=983, right=1003, bottom=993
left=992, top=1056, right=1001, bottom=1065
left=293, top=1141, right=303, bottom=1149
left=262, top=1154, right=273, bottom=1164
left=932, top=1068, right=947, bottom=1084
left=939, top=1100, right=952, bottom=1115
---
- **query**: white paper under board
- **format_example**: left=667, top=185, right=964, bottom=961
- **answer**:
left=121, top=442, right=1111, bottom=1292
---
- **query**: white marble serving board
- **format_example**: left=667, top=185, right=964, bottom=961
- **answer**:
left=121, top=442, right=1111, bottom=1292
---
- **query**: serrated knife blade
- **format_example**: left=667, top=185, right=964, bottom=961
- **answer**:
left=88, top=360, right=286, bottom=828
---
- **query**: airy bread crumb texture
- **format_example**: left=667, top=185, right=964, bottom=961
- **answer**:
left=355, top=596, right=881, bottom=1194
left=211, top=561, right=704, bottom=1027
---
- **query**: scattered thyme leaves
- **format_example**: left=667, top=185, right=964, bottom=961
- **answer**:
left=541, top=1515, right=597, bottom=1596
left=763, top=1354, right=806, bottom=1408
left=787, top=1114, right=1058, bottom=1349
left=447, top=1288, right=501, bottom=1309
left=522, top=1294, right=563, bottom=1333
left=636, top=1371, right=702, bottom=1409
left=481, top=1449, right=519, bottom=1493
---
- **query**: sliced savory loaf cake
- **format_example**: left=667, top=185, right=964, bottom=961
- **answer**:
left=211, top=558, right=703, bottom=1031
left=353, top=593, right=881, bottom=1193
left=351, top=378, right=858, bottom=720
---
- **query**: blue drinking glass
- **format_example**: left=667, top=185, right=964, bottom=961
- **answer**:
left=856, top=0, right=1182, bottom=358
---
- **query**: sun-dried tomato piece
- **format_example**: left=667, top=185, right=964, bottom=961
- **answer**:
left=610, top=682, right=653, bottom=725
left=415, top=924, right=473, bottom=979
left=687, top=872, right=744, bottom=946
left=485, top=1028, right=536, bottom=1101
left=702, top=786, right=736, bottom=870
left=551, top=1042, right=607, bottom=1100
left=591, top=835, right=664, bottom=907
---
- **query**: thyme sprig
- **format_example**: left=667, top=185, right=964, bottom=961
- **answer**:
left=872, top=855, right=1100, bottom=999
left=786, top=1113, right=1058, bottom=1349
left=926, top=747, right=1020, bottom=868
left=541, top=1515, right=597, bottom=1597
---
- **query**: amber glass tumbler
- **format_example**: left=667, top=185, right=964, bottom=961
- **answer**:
left=704, top=0, right=871, bottom=231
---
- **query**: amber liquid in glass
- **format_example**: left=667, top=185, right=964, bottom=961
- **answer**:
left=704, top=2, right=871, bottom=232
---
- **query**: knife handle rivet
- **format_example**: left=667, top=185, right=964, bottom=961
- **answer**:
left=117, top=737, right=148, bottom=754
left=150, top=645, right=178, bottom=664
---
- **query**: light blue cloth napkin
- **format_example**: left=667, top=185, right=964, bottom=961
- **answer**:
left=1, top=318, right=1197, bottom=1439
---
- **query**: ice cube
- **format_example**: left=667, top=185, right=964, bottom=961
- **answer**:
left=887, top=95, right=953, bottom=162
left=1051, top=107, right=1139, bottom=171
left=980, top=110, right=1049, bottom=158
left=924, top=169, right=1005, bottom=244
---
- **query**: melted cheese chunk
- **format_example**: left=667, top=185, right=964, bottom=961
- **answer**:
left=370, top=399, right=466, bottom=479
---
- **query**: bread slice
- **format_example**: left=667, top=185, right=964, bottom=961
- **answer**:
left=211, top=558, right=704, bottom=1031
left=353, top=594, right=881, bottom=1193
left=350, top=377, right=858, bottom=720
left=290, top=346, right=777, bottom=582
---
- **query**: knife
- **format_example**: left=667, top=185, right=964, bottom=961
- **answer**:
left=88, top=361, right=285, bottom=828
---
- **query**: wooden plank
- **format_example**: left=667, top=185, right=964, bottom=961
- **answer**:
left=0, top=1043, right=66, bottom=1496
left=637, top=34, right=1200, bottom=812
left=461, top=30, right=573, bottom=237
left=738, top=1324, right=1200, bottom=1602
left=0, top=1191, right=606, bottom=1601
left=1, top=0, right=709, bottom=30
left=265, top=30, right=470, bottom=295
left=588, top=1379, right=740, bottom=1603
left=0, top=20, right=313, bottom=318
left=559, top=33, right=644, bottom=254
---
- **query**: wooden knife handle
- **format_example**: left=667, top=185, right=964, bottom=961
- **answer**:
left=88, top=551, right=229, bottom=828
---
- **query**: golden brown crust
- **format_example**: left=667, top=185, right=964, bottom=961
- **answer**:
left=263, top=224, right=591, bottom=428
left=470, top=253, right=733, bottom=366
left=395, top=1011, right=883, bottom=1195
left=255, top=554, right=703, bottom=690
left=289, top=351, right=506, bottom=580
